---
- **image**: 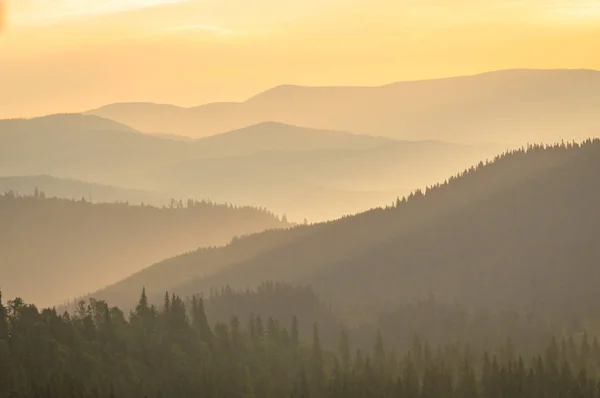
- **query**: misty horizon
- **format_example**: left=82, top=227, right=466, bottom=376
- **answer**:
left=2, top=1, right=600, bottom=397
left=1, top=67, right=598, bottom=121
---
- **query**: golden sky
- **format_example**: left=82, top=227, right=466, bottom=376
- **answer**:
left=1, top=0, right=599, bottom=118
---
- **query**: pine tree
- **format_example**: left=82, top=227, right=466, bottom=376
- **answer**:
left=191, top=295, right=212, bottom=344
left=0, top=291, right=10, bottom=398
left=291, top=316, right=300, bottom=349
left=242, top=367, right=256, bottom=398
left=481, top=352, right=493, bottom=398
left=131, top=287, right=155, bottom=333
left=338, top=327, right=351, bottom=375
left=163, top=292, right=170, bottom=315
left=328, top=358, right=343, bottom=398
left=256, top=316, right=265, bottom=340
left=0, top=291, right=8, bottom=339
left=137, top=287, right=148, bottom=313
left=310, top=323, right=325, bottom=396
left=373, top=330, right=386, bottom=373
left=582, top=332, right=592, bottom=374
left=291, top=367, right=310, bottom=398
left=402, top=355, right=420, bottom=398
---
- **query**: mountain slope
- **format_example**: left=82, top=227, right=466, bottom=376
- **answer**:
left=1, top=114, right=502, bottom=221
left=91, top=139, right=600, bottom=322
left=0, top=194, right=289, bottom=307
left=88, top=69, right=600, bottom=144
left=192, top=121, right=392, bottom=157
left=0, top=175, right=168, bottom=206
left=159, top=140, right=503, bottom=221
left=0, top=114, right=396, bottom=192
left=0, top=113, right=137, bottom=134
left=0, top=113, right=194, bottom=189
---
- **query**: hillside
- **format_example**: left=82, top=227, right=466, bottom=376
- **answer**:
left=0, top=193, right=289, bottom=307
left=1, top=114, right=502, bottom=221
left=0, top=113, right=137, bottom=134
left=190, top=282, right=565, bottom=354
left=0, top=175, right=168, bottom=207
left=0, top=113, right=194, bottom=189
left=90, top=139, right=600, bottom=324
left=9, top=283, right=600, bottom=398
left=193, top=121, right=392, bottom=157
left=88, top=69, right=600, bottom=144
left=158, top=140, right=502, bottom=221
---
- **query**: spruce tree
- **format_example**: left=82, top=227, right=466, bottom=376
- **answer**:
left=191, top=295, right=212, bottom=344
left=291, top=315, right=300, bottom=349
left=310, top=323, right=325, bottom=396
left=338, top=327, right=351, bottom=375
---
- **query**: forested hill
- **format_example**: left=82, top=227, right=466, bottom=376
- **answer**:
left=0, top=193, right=289, bottom=307
left=92, top=139, right=600, bottom=324
left=0, top=175, right=169, bottom=207
left=5, top=284, right=600, bottom=398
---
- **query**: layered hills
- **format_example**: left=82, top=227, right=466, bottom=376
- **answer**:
left=0, top=193, right=289, bottom=307
left=0, top=114, right=501, bottom=221
left=90, top=139, right=600, bottom=327
left=89, top=69, right=600, bottom=144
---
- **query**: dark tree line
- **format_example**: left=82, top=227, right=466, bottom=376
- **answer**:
left=1, top=189, right=285, bottom=220
left=193, top=283, right=600, bottom=360
left=3, top=288, right=600, bottom=398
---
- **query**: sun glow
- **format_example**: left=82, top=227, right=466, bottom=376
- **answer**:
left=1, top=0, right=600, bottom=119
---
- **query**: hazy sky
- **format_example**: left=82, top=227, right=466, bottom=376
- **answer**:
left=1, top=0, right=599, bottom=117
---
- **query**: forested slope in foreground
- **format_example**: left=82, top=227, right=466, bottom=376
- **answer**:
left=3, top=285, right=600, bottom=398
left=93, top=139, right=600, bottom=327
left=0, top=193, right=289, bottom=307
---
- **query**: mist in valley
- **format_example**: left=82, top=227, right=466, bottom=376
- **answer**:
left=2, top=0, right=600, bottom=396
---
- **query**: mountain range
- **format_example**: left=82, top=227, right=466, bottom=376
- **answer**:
left=88, top=69, right=600, bottom=144
left=0, top=114, right=502, bottom=221
left=87, top=139, right=600, bottom=327
left=7, top=68, right=600, bottom=311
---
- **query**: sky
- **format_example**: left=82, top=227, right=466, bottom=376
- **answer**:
left=0, top=0, right=599, bottom=118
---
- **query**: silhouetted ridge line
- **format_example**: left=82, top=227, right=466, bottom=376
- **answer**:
left=87, top=69, right=600, bottom=145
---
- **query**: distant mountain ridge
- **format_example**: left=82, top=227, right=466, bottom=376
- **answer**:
left=193, top=121, right=394, bottom=157
left=0, top=113, right=137, bottom=133
left=1, top=113, right=503, bottom=221
left=87, top=69, right=600, bottom=144
left=0, top=113, right=192, bottom=190
left=0, top=114, right=392, bottom=185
